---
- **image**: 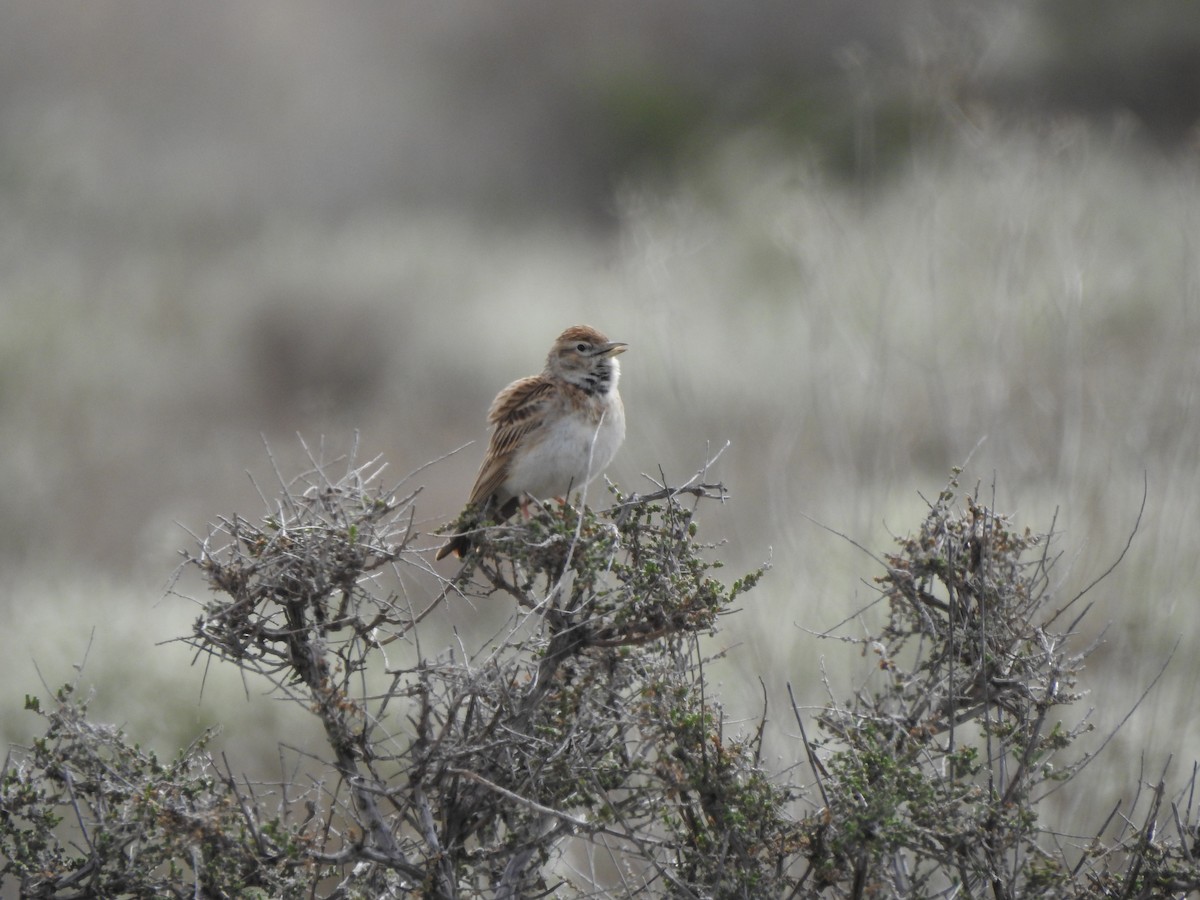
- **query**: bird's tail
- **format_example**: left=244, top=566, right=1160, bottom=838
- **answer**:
left=434, top=496, right=522, bottom=560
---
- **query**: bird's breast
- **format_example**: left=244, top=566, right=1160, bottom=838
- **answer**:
left=502, top=394, right=625, bottom=502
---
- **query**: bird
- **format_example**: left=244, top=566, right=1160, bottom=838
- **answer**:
left=435, top=324, right=628, bottom=560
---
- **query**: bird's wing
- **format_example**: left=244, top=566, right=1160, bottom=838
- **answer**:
left=466, top=375, right=556, bottom=507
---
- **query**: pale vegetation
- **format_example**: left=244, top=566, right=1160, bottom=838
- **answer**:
left=6, top=452, right=1199, bottom=896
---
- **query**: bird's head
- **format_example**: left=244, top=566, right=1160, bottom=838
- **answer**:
left=546, top=325, right=627, bottom=393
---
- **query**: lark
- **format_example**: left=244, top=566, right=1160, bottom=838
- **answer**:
left=435, top=325, right=627, bottom=560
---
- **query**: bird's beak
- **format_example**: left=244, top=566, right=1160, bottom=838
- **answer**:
left=601, top=341, right=628, bottom=357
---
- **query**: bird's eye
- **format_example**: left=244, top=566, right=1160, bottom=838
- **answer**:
left=576, top=342, right=588, bottom=352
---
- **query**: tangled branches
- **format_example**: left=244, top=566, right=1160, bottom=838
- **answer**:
left=5, top=453, right=1199, bottom=899
left=173, top=448, right=774, bottom=898
left=796, top=472, right=1200, bottom=898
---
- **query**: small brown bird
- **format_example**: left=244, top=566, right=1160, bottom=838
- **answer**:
left=435, top=325, right=628, bottom=560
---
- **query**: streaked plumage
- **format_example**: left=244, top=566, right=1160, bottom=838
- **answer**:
left=436, top=325, right=627, bottom=560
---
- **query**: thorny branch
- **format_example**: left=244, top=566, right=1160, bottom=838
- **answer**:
left=5, top=452, right=1197, bottom=900
left=164, top=449, right=771, bottom=897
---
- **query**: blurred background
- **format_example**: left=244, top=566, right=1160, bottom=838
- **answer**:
left=3, top=0, right=1199, bottom=839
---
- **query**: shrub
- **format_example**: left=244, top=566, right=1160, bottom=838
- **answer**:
left=3, top=454, right=1198, bottom=898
